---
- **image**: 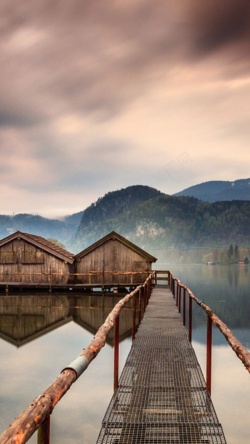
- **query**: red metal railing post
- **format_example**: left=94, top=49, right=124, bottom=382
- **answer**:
left=37, top=416, right=50, bottom=444
left=138, top=287, right=142, bottom=324
left=188, top=295, right=192, bottom=342
left=143, top=285, right=147, bottom=312
left=206, top=316, right=212, bottom=395
left=114, top=315, right=120, bottom=391
left=183, top=288, right=186, bottom=326
left=178, top=285, right=181, bottom=313
left=132, top=294, right=137, bottom=341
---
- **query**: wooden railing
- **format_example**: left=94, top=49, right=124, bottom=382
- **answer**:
left=0, top=270, right=156, bottom=292
left=169, top=272, right=250, bottom=395
left=0, top=274, right=154, bottom=444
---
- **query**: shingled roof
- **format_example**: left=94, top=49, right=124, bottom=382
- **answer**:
left=74, top=231, right=157, bottom=262
left=0, top=231, right=74, bottom=264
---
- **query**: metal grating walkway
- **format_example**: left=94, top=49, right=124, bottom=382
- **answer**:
left=96, top=286, right=227, bottom=444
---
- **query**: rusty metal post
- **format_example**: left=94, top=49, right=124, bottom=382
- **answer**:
left=172, top=278, right=175, bottom=299
left=174, top=279, right=177, bottom=300
left=188, top=295, right=192, bottom=342
left=138, top=287, right=142, bottom=324
left=146, top=281, right=150, bottom=306
left=167, top=270, right=170, bottom=287
left=114, top=315, right=120, bottom=391
left=176, top=281, right=179, bottom=307
left=206, top=316, right=212, bottom=395
left=37, top=416, right=50, bottom=444
left=178, top=285, right=181, bottom=313
left=132, top=294, right=137, bottom=341
left=141, top=285, right=145, bottom=313
left=144, top=284, right=147, bottom=311
left=183, top=288, right=186, bottom=326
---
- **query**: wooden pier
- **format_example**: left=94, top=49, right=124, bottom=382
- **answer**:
left=96, top=286, right=227, bottom=444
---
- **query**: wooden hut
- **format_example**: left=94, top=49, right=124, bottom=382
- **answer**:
left=0, top=231, right=74, bottom=286
left=74, top=231, right=157, bottom=286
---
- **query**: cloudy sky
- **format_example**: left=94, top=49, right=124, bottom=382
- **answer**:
left=1, top=0, right=250, bottom=218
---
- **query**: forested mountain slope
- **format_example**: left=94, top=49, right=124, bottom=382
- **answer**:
left=74, top=186, right=250, bottom=257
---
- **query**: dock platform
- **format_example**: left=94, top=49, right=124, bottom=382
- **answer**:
left=96, top=286, right=227, bottom=444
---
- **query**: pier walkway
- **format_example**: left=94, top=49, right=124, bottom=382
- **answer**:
left=96, top=286, right=227, bottom=444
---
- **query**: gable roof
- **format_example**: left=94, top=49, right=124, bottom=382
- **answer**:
left=74, top=231, right=157, bottom=262
left=0, top=231, right=74, bottom=264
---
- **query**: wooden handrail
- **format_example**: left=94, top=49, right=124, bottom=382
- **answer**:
left=170, top=272, right=250, bottom=374
left=0, top=274, right=154, bottom=444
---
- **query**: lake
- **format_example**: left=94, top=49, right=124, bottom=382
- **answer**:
left=0, top=264, right=249, bottom=444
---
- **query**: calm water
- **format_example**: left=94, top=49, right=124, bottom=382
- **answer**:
left=0, top=264, right=249, bottom=444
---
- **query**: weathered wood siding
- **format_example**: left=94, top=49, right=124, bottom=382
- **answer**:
left=0, top=239, right=71, bottom=284
left=75, top=239, right=152, bottom=285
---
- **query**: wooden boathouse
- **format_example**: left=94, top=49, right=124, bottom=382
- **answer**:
left=74, top=231, right=157, bottom=286
left=0, top=230, right=157, bottom=290
left=0, top=231, right=74, bottom=286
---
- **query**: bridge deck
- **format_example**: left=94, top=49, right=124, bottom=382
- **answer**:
left=96, top=286, right=227, bottom=444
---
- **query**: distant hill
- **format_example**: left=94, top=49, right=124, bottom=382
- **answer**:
left=174, top=179, right=250, bottom=202
left=74, top=185, right=162, bottom=250
left=1, top=181, right=250, bottom=259
left=0, top=213, right=79, bottom=252
left=75, top=185, right=250, bottom=259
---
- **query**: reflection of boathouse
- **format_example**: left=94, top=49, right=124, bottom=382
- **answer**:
left=0, top=293, right=134, bottom=347
left=0, top=231, right=157, bottom=289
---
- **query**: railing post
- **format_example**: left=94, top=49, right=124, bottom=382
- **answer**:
left=138, top=287, right=142, bottom=324
left=37, top=416, right=50, bottom=444
left=174, top=279, right=177, bottom=300
left=178, top=285, right=181, bottom=313
left=206, top=316, right=212, bottom=395
left=176, top=281, right=180, bottom=307
left=114, top=315, right=120, bottom=391
left=188, top=294, right=192, bottom=342
left=143, top=285, right=147, bottom=312
left=132, top=294, right=137, bottom=341
left=183, top=288, right=186, bottom=327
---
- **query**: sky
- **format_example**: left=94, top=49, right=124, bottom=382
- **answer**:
left=1, top=0, right=250, bottom=219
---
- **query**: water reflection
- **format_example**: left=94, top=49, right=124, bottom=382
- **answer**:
left=166, top=264, right=250, bottom=444
left=0, top=291, right=134, bottom=444
left=170, top=264, right=250, bottom=335
left=0, top=266, right=250, bottom=444
left=0, top=292, right=134, bottom=347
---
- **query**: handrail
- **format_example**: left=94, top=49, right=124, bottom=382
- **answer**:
left=0, top=270, right=153, bottom=292
left=170, top=272, right=250, bottom=374
left=0, top=273, right=154, bottom=444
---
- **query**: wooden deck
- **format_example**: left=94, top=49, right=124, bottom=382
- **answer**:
left=96, top=286, right=227, bottom=444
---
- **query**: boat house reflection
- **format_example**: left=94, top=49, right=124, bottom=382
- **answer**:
left=0, top=293, right=135, bottom=347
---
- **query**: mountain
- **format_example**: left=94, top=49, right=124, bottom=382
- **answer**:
left=0, top=213, right=78, bottom=251
left=74, top=185, right=162, bottom=250
left=1, top=181, right=250, bottom=260
left=74, top=185, right=250, bottom=260
left=174, top=179, right=250, bottom=202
